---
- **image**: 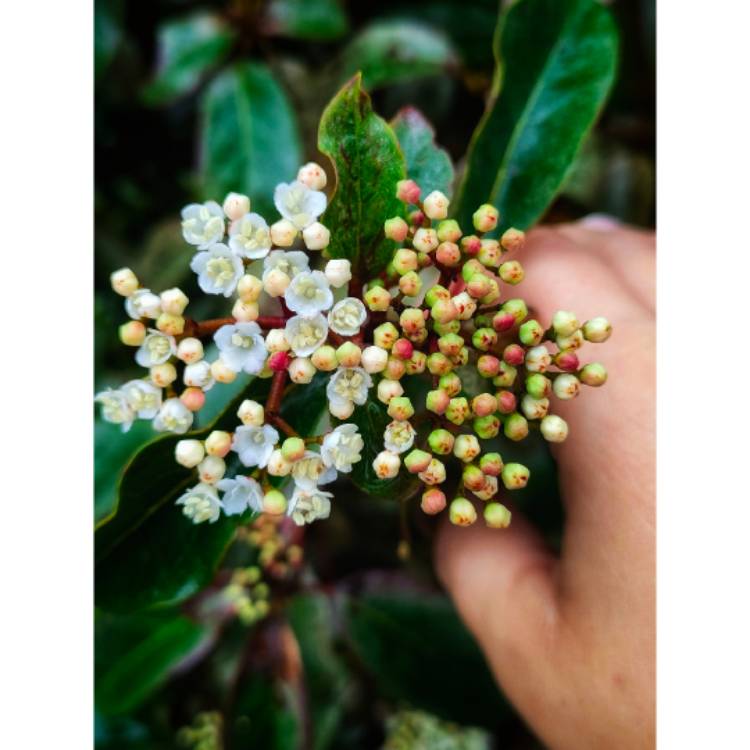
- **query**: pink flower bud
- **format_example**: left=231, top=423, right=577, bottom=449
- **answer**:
left=461, top=235, right=482, bottom=256
left=268, top=351, right=291, bottom=372
left=496, top=390, right=517, bottom=414
left=477, top=355, right=501, bottom=378
left=180, top=386, right=206, bottom=412
left=492, top=311, right=516, bottom=333
left=472, top=393, right=498, bottom=417
left=480, top=452, right=504, bottom=476
left=384, top=216, right=410, bottom=242
left=421, top=488, right=447, bottom=515
left=404, top=449, right=432, bottom=473
left=205, top=430, right=232, bottom=458
left=396, top=179, right=421, bottom=204
left=409, top=209, right=425, bottom=226
left=503, top=344, right=525, bottom=367
left=500, top=228, right=525, bottom=253
left=462, top=464, right=486, bottom=492
left=436, top=241, right=461, bottom=266
left=554, top=350, right=580, bottom=372
left=198, top=455, right=226, bottom=484
left=391, top=338, right=414, bottom=361
left=426, top=389, right=450, bottom=415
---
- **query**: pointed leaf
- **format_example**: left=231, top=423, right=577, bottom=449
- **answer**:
left=454, top=0, right=618, bottom=232
left=318, top=74, right=406, bottom=277
left=264, top=0, right=349, bottom=40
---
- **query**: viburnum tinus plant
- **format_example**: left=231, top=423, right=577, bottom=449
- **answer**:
left=96, top=91, right=611, bottom=535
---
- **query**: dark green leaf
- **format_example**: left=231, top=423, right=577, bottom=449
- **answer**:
left=345, top=594, right=510, bottom=729
left=340, top=20, right=457, bottom=90
left=96, top=609, right=209, bottom=715
left=95, top=0, right=122, bottom=82
left=143, top=13, right=234, bottom=105
left=201, top=62, right=301, bottom=217
left=264, top=0, right=348, bottom=41
left=318, top=74, right=406, bottom=277
left=454, top=0, right=619, bottom=232
left=391, top=107, right=455, bottom=198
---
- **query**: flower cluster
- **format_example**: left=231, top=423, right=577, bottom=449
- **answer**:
left=97, top=161, right=611, bottom=530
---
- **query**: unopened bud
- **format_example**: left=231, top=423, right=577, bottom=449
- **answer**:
left=431, top=298, right=459, bottom=324
left=270, top=219, right=297, bottom=247
left=399, top=270, right=422, bottom=296
left=553, top=373, right=581, bottom=400
left=446, top=397, right=470, bottom=425
left=472, top=327, right=497, bottom=352
left=405, top=350, right=426, bottom=374
left=466, top=273, right=492, bottom=299
left=438, top=371, right=462, bottom=397
left=499, top=260, right=524, bottom=285
left=267, top=449, right=292, bottom=477
left=373, top=322, right=399, bottom=349
left=119, top=320, right=146, bottom=346
left=210, top=358, right=237, bottom=383
left=493, top=361, right=518, bottom=388
left=496, top=390, right=517, bottom=414
left=519, top=319, right=544, bottom=346
left=449, top=497, right=477, bottom=526
left=110, top=267, right=139, bottom=297
left=477, top=354, right=501, bottom=378
left=525, top=373, right=552, bottom=399
left=364, top=285, right=391, bottom=312
left=427, top=428, right=454, bottom=455
left=393, top=248, right=418, bottom=275
left=404, top=449, right=432, bottom=473
left=310, top=345, right=338, bottom=371
left=297, top=161, right=327, bottom=190
left=175, top=439, right=205, bottom=468
left=264, top=268, right=291, bottom=296
left=263, top=329, right=289, bottom=354
left=361, top=345, right=388, bottom=373
left=413, top=227, right=439, bottom=253
left=329, top=399, right=355, bottom=419
left=502, top=299, right=528, bottom=324
left=552, top=310, right=580, bottom=338
left=426, top=352, right=453, bottom=376
left=478, top=239, right=501, bottom=268
left=237, top=274, right=262, bottom=303
left=289, top=357, right=316, bottom=383
left=222, top=192, right=251, bottom=220
left=421, top=488, right=447, bottom=515
left=452, top=292, right=477, bottom=320
left=161, top=288, right=189, bottom=316
left=334, top=342, right=361, bottom=369
left=387, top=396, right=414, bottom=421
left=503, top=412, right=529, bottom=441
left=324, top=259, right=352, bottom=288
left=423, top=190, right=449, bottom=220
left=205, top=430, right=232, bottom=458
left=471, top=393, right=497, bottom=417
left=426, top=389, right=450, bottom=415
left=377, top=378, right=404, bottom=404
left=556, top=329, right=584, bottom=351
left=525, top=345, right=552, bottom=373
left=500, top=227, right=525, bottom=253
left=461, top=235, right=482, bottom=256
left=472, top=204, right=499, bottom=233
left=433, top=319, right=461, bottom=336
left=385, top=216, right=409, bottom=242
left=198, top=455, right=226, bottom=484
left=150, top=362, right=177, bottom=387
left=180, top=385, right=205, bottom=412
left=397, top=179, right=421, bottom=204
left=237, top=399, right=264, bottom=426
left=484, top=502, right=512, bottom=528
left=263, top=489, right=288, bottom=515
left=156, top=312, right=185, bottom=336
left=502, top=462, right=529, bottom=490
left=540, top=414, right=569, bottom=443
left=281, top=437, right=306, bottom=462
left=462, top=464, right=486, bottom=491
left=480, top=452, right=504, bottom=476
left=232, top=299, right=259, bottom=322
left=521, top=394, right=550, bottom=420
left=400, top=308, right=426, bottom=336
left=454, top=434, right=480, bottom=462
left=580, top=362, right=608, bottom=387
left=373, top=450, right=401, bottom=479
left=437, top=219, right=462, bottom=243
left=419, top=458, right=446, bottom=485
left=302, top=221, right=330, bottom=250
left=503, top=344, right=526, bottom=367
left=492, top=311, right=516, bottom=333
left=474, top=414, right=501, bottom=439
left=268, top=351, right=291, bottom=372
left=583, top=317, right=612, bottom=343
left=554, top=349, right=580, bottom=372
left=474, top=475, right=499, bottom=501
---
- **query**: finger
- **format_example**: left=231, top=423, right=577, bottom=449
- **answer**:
left=435, top=508, right=560, bottom=715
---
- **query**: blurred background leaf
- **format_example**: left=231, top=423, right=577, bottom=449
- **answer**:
left=264, top=0, right=349, bottom=41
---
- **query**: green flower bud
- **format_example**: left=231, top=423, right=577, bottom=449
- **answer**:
left=472, top=327, right=498, bottom=352
left=364, top=285, right=391, bottom=312
left=437, top=219, right=462, bottom=242
left=454, top=434, right=481, bottom=462
left=556, top=329, right=584, bottom=351
left=552, top=310, right=580, bottom=338
left=450, top=497, right=477, bottom=526
left=446, top=397, right=470, bottom=425
left=404, top=350, right=427, bottom=375
left=433, top=319, right=461, bottom=335
left=519, top=319, right=545, bottom=346
left=281, top=437, right=305, bottom=462
left=480, top=279, right=502, bottom=306
left=478, top=239, right=502, bottom=268
left=426, top=389, right=450, bottom=415
left=393, top=248, right=418, bottom=275
left=503, top=412, right=529, bottom=441
left=425, top=284, right=450, bottom=307
left=540, top=414, right=569, bottom=443
left=336, top=341, right=361, bottom=367
left=582, top=317, right=612, bottom=343
left=421, top=488, right=447, bottom=515
left=404, top=449, right=432, bottom=474
left=387, top=396, right=414, bottom=421
left=427, top=352, right=453, bottom=375
left=368, top=277, right=386, bottom=288
left=479, top=452, right=504, bottom=476
left=263, top=489, right=288, bottom=515
left=521, top=394, right=550, bottom=420
left=438, top=371, right=462, bottom=397
left=399, top=270, right=422, bottom=296
left=428, top=428, right=455, bottom=455
left=526, top=373, right=552, bottom=399
left=484, top=502, right=512, bottom=528
left=451, top=347, right=470, bottom=366
left=311, top=345, right=338, bottom=372
left=499, top=260, right=524, bottom=285
left=473, top=414, right=501, bottom=439
left=384, top=216, right=409, bottom=242
left=501, top=462, right=530, bottom=490
left=492, top=361, right=518, bottom=388
left=462, top=464, right=486, bottom=491
left=553, top=373, right=581, bottom=400
left=461, top=258, right=485, bottom=283
left=431, top=298, right=459, bottom=324
left=438, top=333, right=464, bottom=357
left=466, top=273, right=492, bottom=299
left=500, top=227, right=525, bottom=252
left=472, top=203, right=499, bottom=233
left=373, top=322, right=399, bottom=349
left=384, top=261, right=398, bottom=278
left=501, top=298, right=528, bottom=324
left=580, top=362, right=608, bottom=387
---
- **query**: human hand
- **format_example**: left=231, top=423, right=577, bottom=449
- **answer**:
left=437, top=220, right=655, bottom=749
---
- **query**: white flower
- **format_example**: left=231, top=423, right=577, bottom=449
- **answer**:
left=181, top=201, right=225, bottom=248
left=135, top=329, right=176, bottom=368
left=284, top=314, right=328, bottom=357
left=328, top=297, right=367, bottom=336
left=183, top=360, right=215, bottom=390
left=321, top=424, right=363, bottom=473
left=324, top=259, right=351, bottom=288
left=125, top=289, right=162, bottom=320
left=176, top=482, right=222, bottom=524
left=274, top=180, right=326, bottom=230
left=216, top=475, right=264, bottom=516
left=287, top=486, right=333, bottom=526
left=291, top=450, right=337, bottom=490
left=284, top=270, right=333, bottom=316
left=190, top=243, right=244, bottom=297
left=95, top=388, right=135, bottom=432
left=214, top=322, right=267, bottom=374
left=232, top=424, right=279, bottom=468
left=153, top=398, right=194, bottom=434
left=383, top=420, right=416, bottom=454
left=262, top=250, right=309, bottom=281
left=121, top=379, right=162, bottom=419
left=229, top=212, right=272, bottom=259
left=327, top=367, right=372, bottom=409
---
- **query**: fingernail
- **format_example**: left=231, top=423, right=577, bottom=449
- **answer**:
left=578, top=213, right=621, bottom=231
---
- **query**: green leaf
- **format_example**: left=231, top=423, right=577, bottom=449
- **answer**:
left=345, top=594, right=510, bottom=729
left=265, top=0, right=348, bottom=40
left=391, top=107, right=455, bottom=198
left=201, top=62, right=301, bottom=218
left=318, top=74, right=406, bottom=277
left=95, top=0, right=122, bottom=82
left=454, top=0, right=619, bottom=232
left=340, top=20, right=457, bottom=90
left=143, top=13, right=234, bottom=105
left=96, top=609, right=209, bottom=715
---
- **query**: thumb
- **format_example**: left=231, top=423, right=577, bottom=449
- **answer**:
left=435, top=508, right=559, bottom=711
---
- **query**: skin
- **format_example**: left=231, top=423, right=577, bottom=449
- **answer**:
left=436, top=220, right=655, bottom=750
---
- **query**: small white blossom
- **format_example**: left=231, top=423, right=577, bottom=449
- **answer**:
left=190, top=243, right=244, bottom=297
left=95, top=388, right=135, bottom=432
left=263, top=249, right=309, bottom=281
left=285, top=270, right=333, bottom=316
left=121, top=379, right=162, bottom=419
left=153, top=398, right=194, bottom=434
left=217, top=475, right=264, bottom=516
left=287, top=486, right=333, bottom=526
left=214, top=322, right=267, bottom=374
left=232, top=424, right=279, bottom=468
left=183, top=360, right=215, bottom=390
left=176, top=482, right=222, bottom=524
left=135, top=329, right=176, bottom=368
left=292, top=450, right=337, bottom=490
left=321, top=424, right=363, bottom=473
left=284, top=314, right=328, bottom=357
left=274, top=180, right=327, bottom=230
left=383, top=420, right=416, bottom=454
left=302, top=221, right=330, bottom=250
left=328, top=297, right=367, bottom=336
left=181, top=201, right=225, bottom=248
left=125, top=289, right=162, bottom=320
left=229, top=212, right=272, bottom=259
left=324, top=259, right=351, bottom=288
left=327, top=367, right=372, bottom=409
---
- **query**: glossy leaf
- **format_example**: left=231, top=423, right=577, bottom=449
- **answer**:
left=96, top=609, right=210, bottom=715
left=143, top=13, right=234, bottom=104
left=345, top=593, right=510, bottom=729
left=201, top=62, right=301, bottom=218
left=318, top=74, right=406, bottom=277
left=391, top=107, right=454, bottom=198
left=264, top=0, right=348, bottom=40
left=340, top=20, right=457, bottom=90
left=454, top=0, right=619, bottom=232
